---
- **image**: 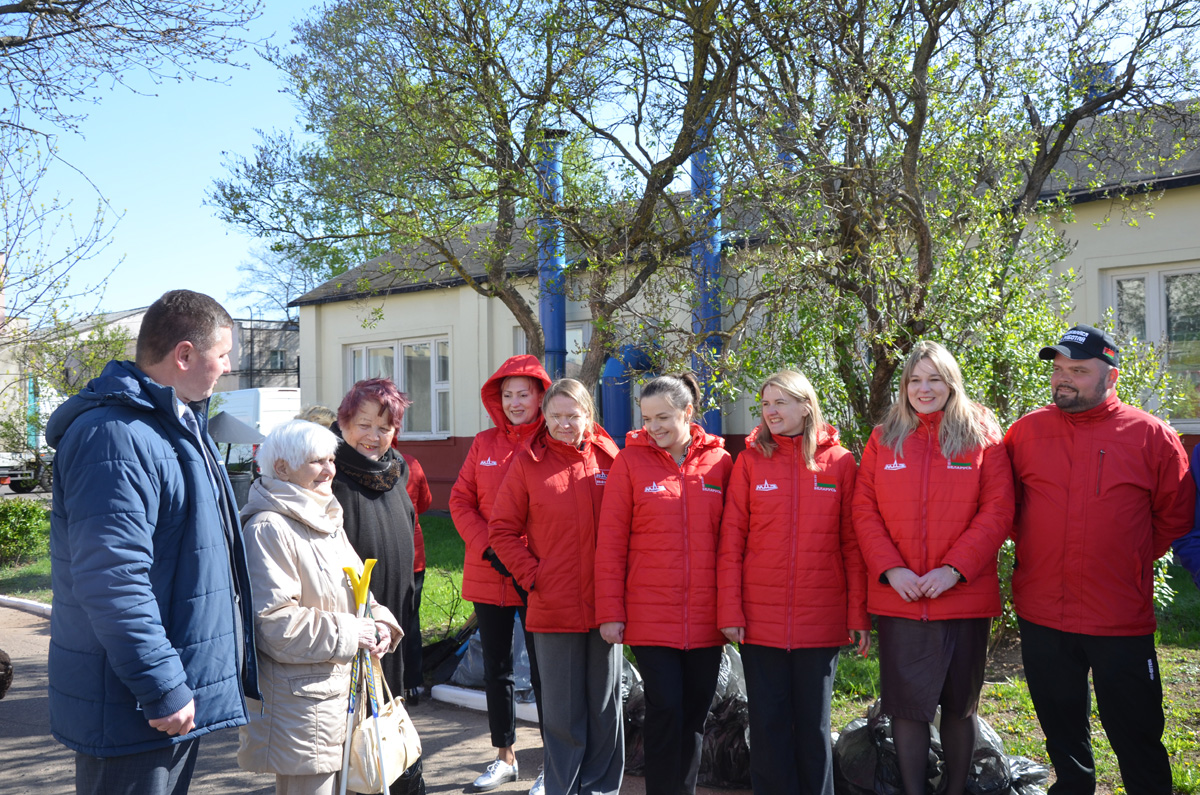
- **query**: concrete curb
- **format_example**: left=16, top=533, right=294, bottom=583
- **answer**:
left=0, top=594, right=51, bottom=618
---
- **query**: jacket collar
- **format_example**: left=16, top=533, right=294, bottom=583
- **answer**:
left=624, top=422, right=725, bottom=460
left=529, top=423, right=620, bottom=463
left=1055, top=390, right=1122, bottom=424
left=240, top=476, right=344, bottom=536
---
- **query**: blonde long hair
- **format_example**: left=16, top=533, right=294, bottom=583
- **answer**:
left=754, top=370, right=825, bottom=471
left=880, top=341, right=998, bottom=460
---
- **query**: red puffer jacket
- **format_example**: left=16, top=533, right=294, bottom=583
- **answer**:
left=449, top=356, right=552, bottom=606
left=488, top=424, right=621, bottom=633
left=717, top=425, right=868, bottom=649
left=1004, top=393, right=1194, bottom=635
left=400, top=452, right=432, bottom=573
left=594, top=424, right=731, bottom=649
left=853, top=412, right=1013, bottom=621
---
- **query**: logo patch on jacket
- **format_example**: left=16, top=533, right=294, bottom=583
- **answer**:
left=755, top=480, right=779, bottom=492
left=644, top=481, right=666, bottom=493
left=480, top=457, right=499, bottom=467
left=884, top=458, right=906, bottom=471
left=702, top=482, right=722, bottom=494
left=595, top=469, right=609, bottom=486
left=813, top=476, right=837, bottom=492
left=947, top=461, right=972, bottom=470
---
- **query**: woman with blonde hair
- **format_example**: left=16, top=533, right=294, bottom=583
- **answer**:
left=852, top=341, right=1013, bottom=795
left=718, top=370, right=869, bottom=795
left=490, top=378, right=624, bottom=795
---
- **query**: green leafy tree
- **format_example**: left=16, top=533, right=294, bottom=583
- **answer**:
left=706, top=0, right=1200, bottom=445
left=212, top=0, right=751, bottom=386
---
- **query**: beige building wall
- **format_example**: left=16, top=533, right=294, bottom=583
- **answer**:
left=1053, top=184, right=1200, bottom=429
left=297, top=275, right=758, bottom=440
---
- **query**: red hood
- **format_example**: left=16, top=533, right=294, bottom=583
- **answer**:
left=481, top=355, right=553, bottom=432
left=745, top=422, right=841, bottom=452
left=624, top=422, right=726, bottom=454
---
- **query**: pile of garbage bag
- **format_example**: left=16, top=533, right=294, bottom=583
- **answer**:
left=624, top=645, right=753, bottom=789
left=833, top=701, right=1050, bottom=795
left=449, top=615, right=537, bottom=702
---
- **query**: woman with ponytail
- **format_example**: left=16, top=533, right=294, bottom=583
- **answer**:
left=852, top=341, right=1013, bottom=795
left=717, top=371, right=869, bottom=795
left=595, top=373, right=732, bottom=795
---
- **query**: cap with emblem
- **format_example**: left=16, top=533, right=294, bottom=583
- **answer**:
left=1038, top=324, right=1119, bottom=367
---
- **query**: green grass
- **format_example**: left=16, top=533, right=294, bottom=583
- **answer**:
left=0, top=555, right=51, bottom=603
left=418, top=514, right=469, bottom=640
left=0, top=516, right=50, bottom=602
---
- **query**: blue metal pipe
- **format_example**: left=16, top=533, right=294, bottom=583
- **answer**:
left=600, top=346, right=656, bottom=446
left=690, top=111, right=723, bottom=434
left=536, top=129, right=568, bottom=379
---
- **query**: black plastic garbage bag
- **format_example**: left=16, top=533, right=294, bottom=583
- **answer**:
left=448, top=615, right=535, bottom=697
left=833, top=702, right=1050, bottom=795
left=698, top=695, right=752, bottom=789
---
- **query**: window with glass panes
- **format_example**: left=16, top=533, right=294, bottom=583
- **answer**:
left=346, top=338, right=450, bottom=436
left=1106, top=266, right=1200, bottom=421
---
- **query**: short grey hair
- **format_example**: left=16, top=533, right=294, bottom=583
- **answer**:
left=257, top=419, right=339, bottom=476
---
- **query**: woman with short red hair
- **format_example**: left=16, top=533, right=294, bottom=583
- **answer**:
left=332, top=377, right=425, bottom=795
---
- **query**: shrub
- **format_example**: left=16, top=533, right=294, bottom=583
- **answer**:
left=0, top=498, right=49, bottom=565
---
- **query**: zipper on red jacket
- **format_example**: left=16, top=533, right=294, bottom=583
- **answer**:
left=787, top=444, right=800, bottom=647
left=1096, top=449, right=1106, bottom=496
left=919, top=429, right=932, bottom=622
left=680, top=456, right=692, bottom=650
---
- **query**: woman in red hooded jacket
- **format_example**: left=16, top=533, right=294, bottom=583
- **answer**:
left=717, top=370, right=870, bottom=795
left=852, top=341, right=1013, bottom=795
left=490, top=378, right=624, bottom=795
left=449, top=355, right=551, bottom=794
left=594, top=373, right=732, bottom=795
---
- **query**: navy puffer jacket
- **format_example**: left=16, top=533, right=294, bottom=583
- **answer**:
left=46, top=360, right=259, bottom=757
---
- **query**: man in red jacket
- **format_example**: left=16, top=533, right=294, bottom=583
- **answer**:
left=1004, top=324, right=1195, bottom=795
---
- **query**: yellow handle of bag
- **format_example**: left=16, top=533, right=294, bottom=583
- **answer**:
left=344, top=559, right=377, bottom=611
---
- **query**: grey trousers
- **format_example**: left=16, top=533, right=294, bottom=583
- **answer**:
left=533, top=629, right=624, bottom=795
left=75, top=737, right=200, bottom=795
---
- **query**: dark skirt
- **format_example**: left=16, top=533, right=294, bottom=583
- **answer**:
left=877, top=616, right=990, bottom=722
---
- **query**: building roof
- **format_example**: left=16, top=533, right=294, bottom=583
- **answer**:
left=1040, top=105, right=1200, bottom=202
left=292, top=219, right=538, bottom=307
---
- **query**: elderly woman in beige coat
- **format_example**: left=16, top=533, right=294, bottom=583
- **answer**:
left=238, top=419, right=402, bottom=795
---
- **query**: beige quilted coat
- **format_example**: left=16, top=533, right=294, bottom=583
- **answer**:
left=236, top=476, right=401, bottom=775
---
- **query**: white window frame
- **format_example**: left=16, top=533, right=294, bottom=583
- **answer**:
left=1103, top=262, right=1200, bottom=431
left=344, top=337, right=451, bottom=439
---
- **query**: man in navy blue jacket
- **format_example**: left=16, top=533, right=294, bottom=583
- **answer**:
left=46, top=290, right=259, bottom=795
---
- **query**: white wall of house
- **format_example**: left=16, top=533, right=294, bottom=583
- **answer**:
left=1053, top=183, right=1200, bottom=427
left=297, top=278, right=756, bottom=441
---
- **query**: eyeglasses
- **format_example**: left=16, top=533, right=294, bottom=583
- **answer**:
left=547, top=413, right=586, bottom=424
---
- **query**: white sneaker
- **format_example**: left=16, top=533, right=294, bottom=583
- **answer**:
left=528, top=768, right=545, bottom=795
left=472, top=759, right=519, bottom=792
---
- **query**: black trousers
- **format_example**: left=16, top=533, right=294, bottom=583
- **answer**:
left=1018, top=617, right=1170, bottom=795
left=475, top=601, right=543, bottom=748
left=403, top=570, right=425, bottom=691
left=630, top=645, right=723, bottom=795
left=741, top=644, right=840, bottom=795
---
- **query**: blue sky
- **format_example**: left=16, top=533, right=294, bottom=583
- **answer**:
left=38, top=2, right=313, bottom=320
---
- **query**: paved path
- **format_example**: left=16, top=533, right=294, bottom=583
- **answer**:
left=0, top=605, right=751, bottom=794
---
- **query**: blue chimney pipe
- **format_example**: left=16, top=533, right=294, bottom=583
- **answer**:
left=600, top=346, right=656, bottom=445
left=690, top=111, right=723, bottom=434
left=536, top=129, right=569, bottom=379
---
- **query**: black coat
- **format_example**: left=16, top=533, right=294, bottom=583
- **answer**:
left=331, top=436, right=417, bottom=695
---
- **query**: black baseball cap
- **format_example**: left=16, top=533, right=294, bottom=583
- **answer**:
left=1038, top=324, right=1120, bottom=367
